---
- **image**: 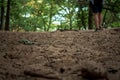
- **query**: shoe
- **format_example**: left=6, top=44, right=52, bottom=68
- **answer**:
left=99, top=26, right=103, bottom=30
left=95, top=28, right=100, bottom=31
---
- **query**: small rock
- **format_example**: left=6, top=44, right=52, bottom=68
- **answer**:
left=60, top=68, right=65, bottom=73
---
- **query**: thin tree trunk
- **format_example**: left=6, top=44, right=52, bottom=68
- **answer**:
left=0, top=0, right=5, bottom=30
left=81, top=8, right=86, bottom=30
left=102, top=9, right=107, bottom=28
left=88, top=2, right=93, bottom=29
left=77, top=0, right=81, bottom=30
left=77, top=10, right=81, bottom=30
left=5, top=0, right=10, bottom=31
left=68, top=8, right=72, bottom=30
left=47, top=1, right=53, bottom=31
left=69, top=18, right=72, bottom=30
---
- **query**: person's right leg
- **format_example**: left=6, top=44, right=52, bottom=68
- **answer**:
left=98, top=4, right=103, bottom=29
left=98, top=12, right=103, bottom=29
left=94, top=13, right=99, bottom=30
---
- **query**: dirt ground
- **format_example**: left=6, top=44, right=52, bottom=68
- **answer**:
left=0, top=28, right=120, bottom=80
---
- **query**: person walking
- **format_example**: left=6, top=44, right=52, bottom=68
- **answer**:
left=89, top=0, right=104, bottom=31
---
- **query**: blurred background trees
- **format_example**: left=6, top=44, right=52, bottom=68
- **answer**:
left=0, top=0, right=120, bottom=31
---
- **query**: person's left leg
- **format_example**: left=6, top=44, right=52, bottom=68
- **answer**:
left=98, top=12, right=103, bottom=29
left=94, top=13, right=103, bottom=31
left=98, top=4, right=103, bottom=29
left=94, top=13, right=99, bottom=29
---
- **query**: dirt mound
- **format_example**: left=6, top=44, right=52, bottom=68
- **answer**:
left=0, top=28, right=120, bottom=80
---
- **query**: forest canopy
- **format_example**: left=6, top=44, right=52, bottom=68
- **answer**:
left=0, top=0, right=120, bottom=31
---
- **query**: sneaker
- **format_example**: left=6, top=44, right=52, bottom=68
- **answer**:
left=95, top=28, right=100, bottom=31
left=99, top=26, right=103, bottom=30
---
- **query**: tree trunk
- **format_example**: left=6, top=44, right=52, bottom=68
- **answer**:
left=0, top=0, right=5, bottom=30
left=69, top=18, right=72, bottom=30
left=81, top=8, right=86, bottom=30
left=77, top=0, right=81, bottom=30
left=88, top=2, right=93, bottom=29
left=77, top=10, right=81, bottom=30
left=5, top=0, right=10, bottom=31
left=102, top=9, right=107, bottom=28
left=47, top=1, right=53, bottom=31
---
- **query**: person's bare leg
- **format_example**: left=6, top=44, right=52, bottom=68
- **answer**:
left=94, top=13, right=99, bottom=29
left=98, top=12, right=103, bottom=28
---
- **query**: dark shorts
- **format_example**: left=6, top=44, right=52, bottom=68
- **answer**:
left=90, top=2, right=103, bottom=13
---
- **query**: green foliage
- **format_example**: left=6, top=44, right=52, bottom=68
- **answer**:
left=103, top=0, right=120, bottom=28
